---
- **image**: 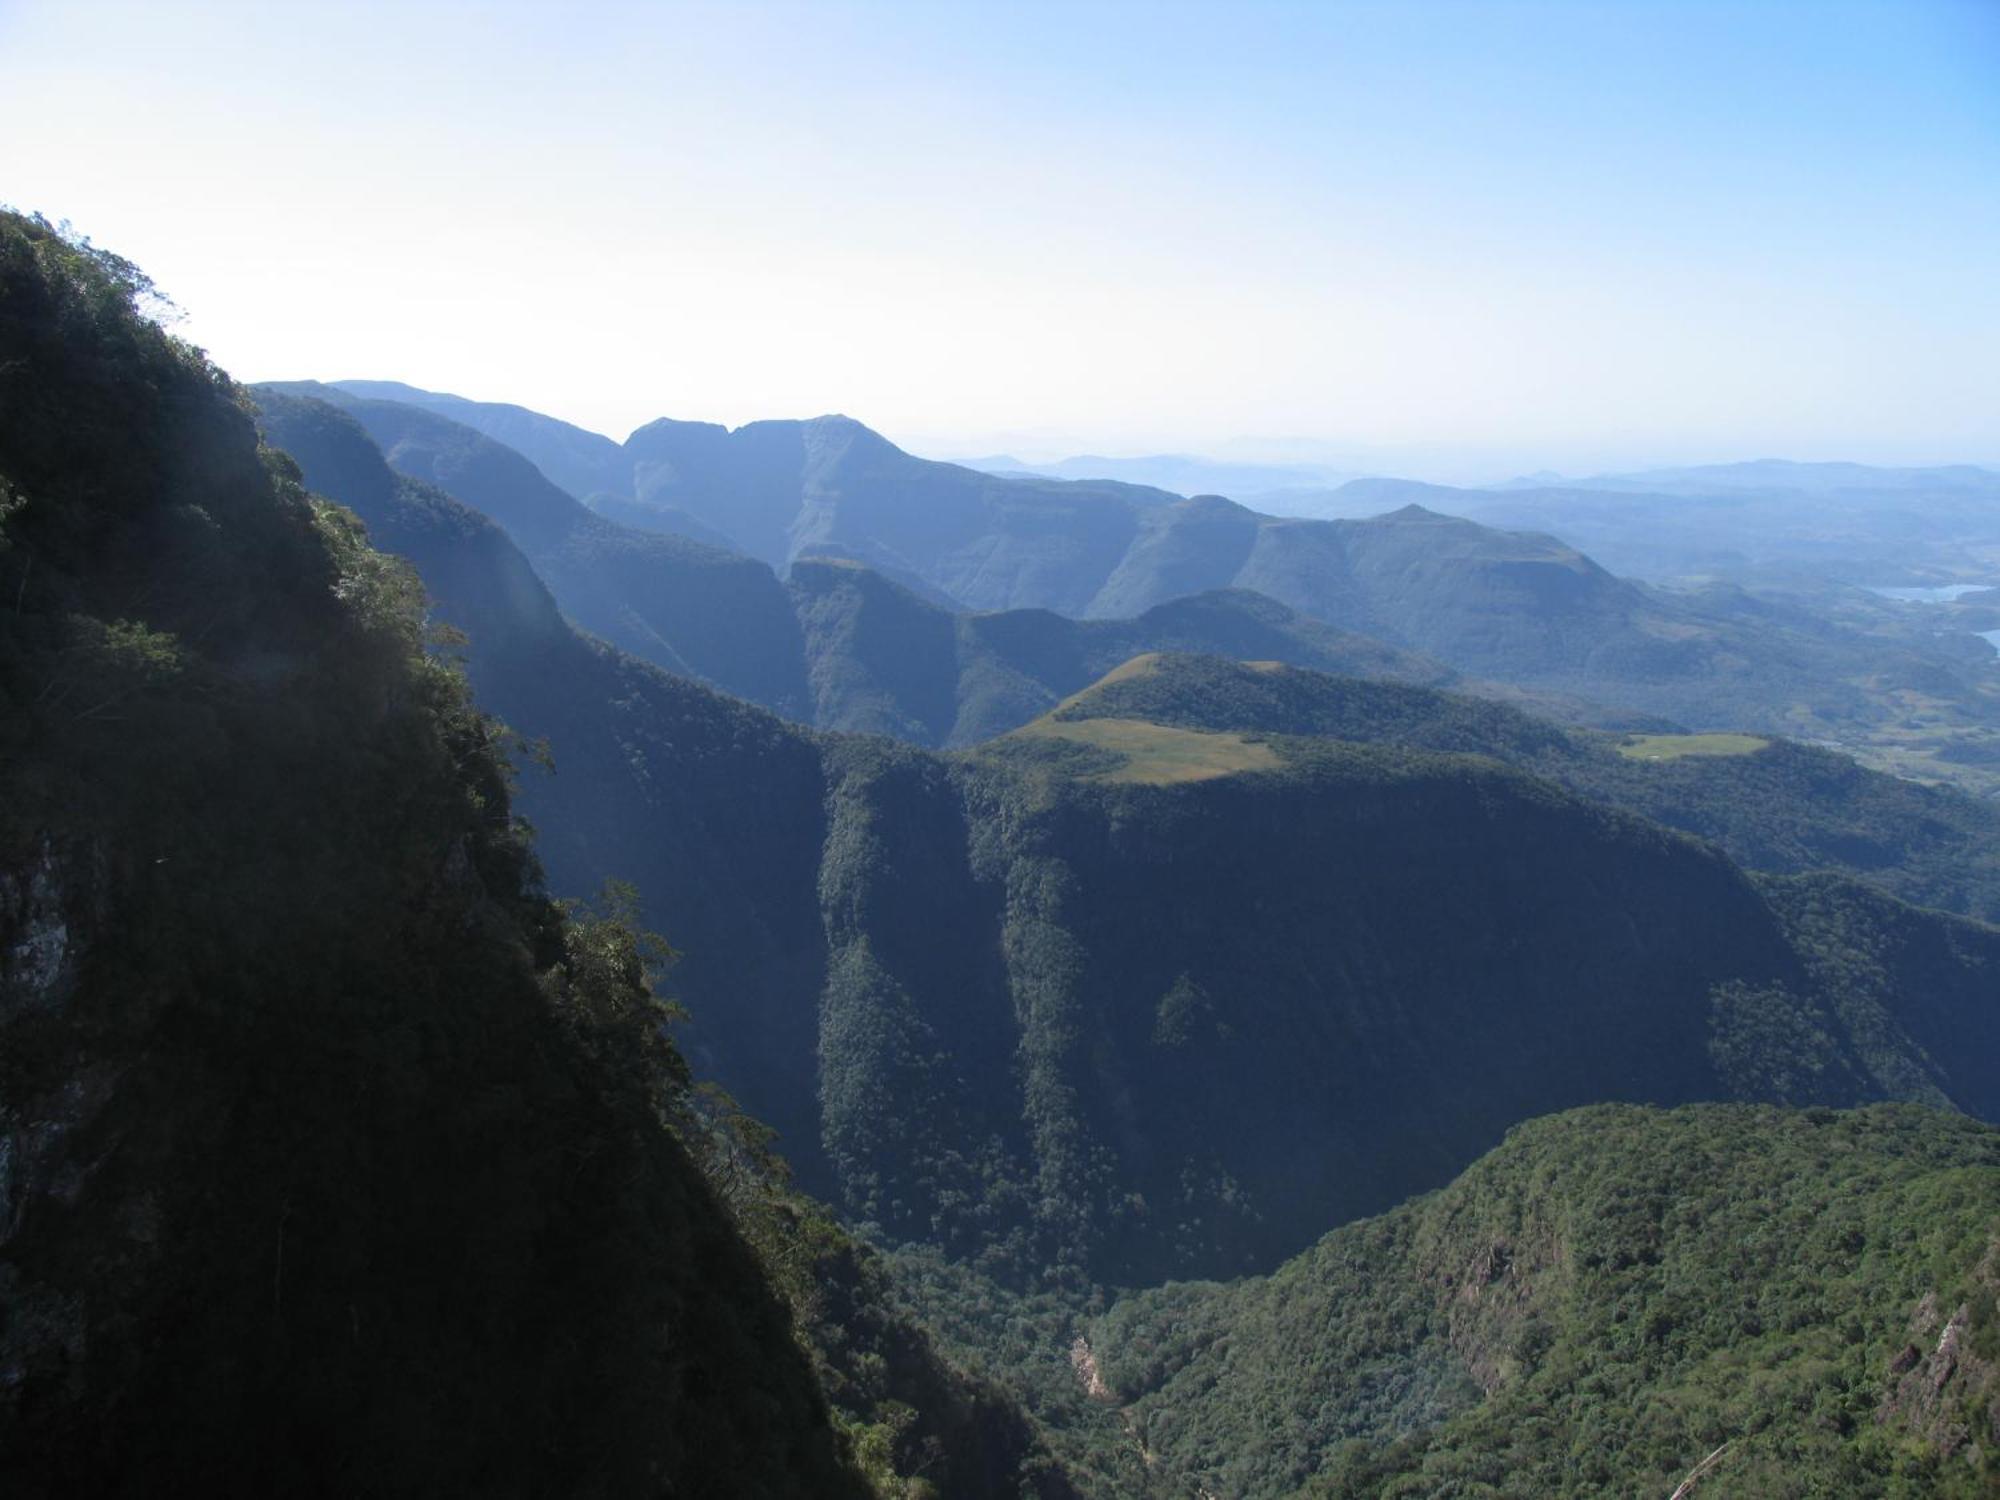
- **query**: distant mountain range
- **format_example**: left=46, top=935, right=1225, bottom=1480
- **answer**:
left=259, top=387, right=2000, bottom=924
left=962, top=452, right=1357, bottom=497
left=1514, top=457, right=2000, bottom=496
left=278, top=385, right=2000, bottom=765
left=1259, top=463, right=2000, bottom=585
left=259, top=383, right=1456, bottom=739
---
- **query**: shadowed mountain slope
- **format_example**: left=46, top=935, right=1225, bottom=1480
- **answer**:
left=247, top=396, right=839, bottom=1165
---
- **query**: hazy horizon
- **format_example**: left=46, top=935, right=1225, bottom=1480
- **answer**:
left=4, top=0, right=1996, bottom=474
left=271, top=377, right=2000, bottom=489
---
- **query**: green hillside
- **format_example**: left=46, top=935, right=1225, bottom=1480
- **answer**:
left=1086, top=1103, right=2000, bottom=1498
left=828, top=729, right=2000, bottom=1282
left=1053, top=652, right=2000, bottom=922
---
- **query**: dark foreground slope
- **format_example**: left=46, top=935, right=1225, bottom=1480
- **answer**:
left=0, top=215, right=872, bottom=1497
left=1086, top=1103, right=2000, bottom=1499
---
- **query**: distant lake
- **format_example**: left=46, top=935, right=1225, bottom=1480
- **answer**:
left=1869, top=583, right=1996, bottom=602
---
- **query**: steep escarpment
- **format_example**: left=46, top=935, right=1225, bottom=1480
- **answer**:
left=807, top=730, right=1999, bottom=1283
left=0, top=212, right=872, bottom=1497
left=328, top=378, right=633, bottom=505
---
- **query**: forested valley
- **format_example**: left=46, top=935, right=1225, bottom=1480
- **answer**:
left=4, top=205, right=1996, bottom=1499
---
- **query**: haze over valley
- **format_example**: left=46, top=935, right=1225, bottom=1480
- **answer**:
left=4, top=1, right=1999, bottom=1495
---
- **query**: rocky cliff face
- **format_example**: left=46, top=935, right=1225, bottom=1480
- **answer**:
left=1, top=838, right=90, bottom=1017
left=0, top=835, right=107, bottom=1410
left=1880, top=1244, right=2000, bottom=1468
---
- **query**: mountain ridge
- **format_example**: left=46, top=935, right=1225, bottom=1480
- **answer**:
left=319, top=382, right=2000, bottom=758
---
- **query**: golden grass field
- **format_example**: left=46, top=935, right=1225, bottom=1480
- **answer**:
left=1012, top=716, right=1282, bottom=785
left=1617, top=732, right=1770, bottom=761
left=1005, top=653, right=1283, bottom=784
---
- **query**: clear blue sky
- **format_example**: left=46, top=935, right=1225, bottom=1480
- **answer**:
left=3, top=0, right=1995, bottom=477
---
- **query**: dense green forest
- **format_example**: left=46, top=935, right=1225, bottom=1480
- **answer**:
left=1085, top=1104, right=2000, bottom=1498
